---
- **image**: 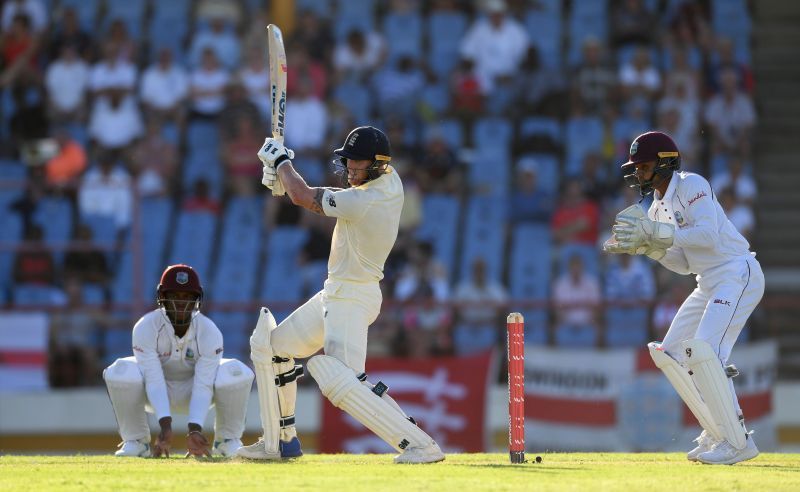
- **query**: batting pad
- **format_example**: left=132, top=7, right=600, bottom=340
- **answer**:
left=250, top=307, right=281, bottom=455
left=682, top=339, right=747, bottom=449
left=307, top=355, right=435, bottom=452
left=648, top=342, right=722, bottom=441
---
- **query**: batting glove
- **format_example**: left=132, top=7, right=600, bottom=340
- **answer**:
left=257, top=138, right=294, bottom=170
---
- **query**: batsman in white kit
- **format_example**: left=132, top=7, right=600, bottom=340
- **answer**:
left=236, top=126, right=445, bottom=463
left=605, top=131, right=765, bottom=465
left=103, top=264, right=254, bottom=458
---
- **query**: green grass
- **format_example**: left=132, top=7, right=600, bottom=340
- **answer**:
left=1, top=453, right=799, bottom=491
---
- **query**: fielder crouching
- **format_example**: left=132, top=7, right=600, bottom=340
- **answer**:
left=104, top=264, right=254, bottom=458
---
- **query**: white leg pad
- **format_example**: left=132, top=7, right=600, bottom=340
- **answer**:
left=213, top=359, right=254, bottom=440
left=648, top=342, right=722, bottom=441
left=250, top=307, right=281, bottom=455
left=307, top=355, right=435, bottom=452
left=682, top=339, right=747, bottom=449
left=103, top=357, right=150, bottom=442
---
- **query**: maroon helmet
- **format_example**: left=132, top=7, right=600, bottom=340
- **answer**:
left=621, top=131, right=681, bottom=196
left=157, top=264, right=203, bottom=326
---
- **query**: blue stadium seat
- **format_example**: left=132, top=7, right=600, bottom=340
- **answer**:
left=427, top=11, right=468, bottom=77
left=468, top=148, right=510, bottom=195
left=211, top=197, right=262, bottom=303
left=79, top=214, right=118, bottom=265
left=520, top=117, right=563, bottom=143
left=0, top=158, right=26, bottom=181
left=82, top=283, right=107, bottom=305
left=571, top=0, right=608, bottom=17
left=524, top=10, right=563, bottom=69
left=513, top=308, right=549, bottom=345
left=187, top=121, right=220, bottom=153
left=419, top=83, right=451, bottom=118
left=168, top=211, right=218, bottom=282
left=104, top=0, right=146, bottom=38
left=559, top=243, right=600, bottom=276
left=565, top=116, right=603, bottom=175
left=415, top=194, right=460, bottom=281
left=161, top=122, right=180, bottom=146
left=104, top=329, right=132, bottom=365
left=334, top=9, right=374, bottom=41
left=613, top=117, right=650, bottom=150
left=297, top=0, right=334, bottom=18
left=33, top=198, right=73, bottom=263
left=459, top=196, right=507, bottom=283
left=424, top=119, right=463, bottom=149
left=510, top=224, right=552, bottom=300
left=12, top=285, right=67, bottom=306
left=605, top=308, right=649, bottom=347
left=332, top=81, right=372, bottom=123
left=383, top=12, right=423, bottom=63
left=60, top=0, right=99, bottom=29
left=208, top=311, right=252, bottom=361
left=152, top=0, right=191, bottom=19
left=0, top=213, right=22, bottom=297
left=472, top=117, right=514, bottom=151
left=555, top=324, right=598, bottom=347
left=518, top=153, right=560, bottom=195
left=260, top=227, right=308, bottom=304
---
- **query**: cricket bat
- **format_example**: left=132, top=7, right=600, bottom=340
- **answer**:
left=266, top=24, right=287, bottom=195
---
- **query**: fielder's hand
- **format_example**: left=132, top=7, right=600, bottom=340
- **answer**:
left=185, top=431, right=211, bottom=458
left=153, top=427, right=172, bottom=458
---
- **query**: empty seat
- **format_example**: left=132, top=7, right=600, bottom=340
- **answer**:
left=332, top=81, right=372, bottom=123
left=104, top=329, right=131, bottom=365
left=383, top=12, right=423, bottom=63
left=472, top=117, right=514, bottom=151
left=211, top=197, right=262, bottom=303
left=559, top=243, right=600, bottom=276
left=459, top=196, right=507, bottom=283
left=415, top=194, right=460, bottom=280
left=605, top=308, right=649, bottom=347
left=518, top=153, right=560, bottom=194
left=60, top=0, right=99, bottom=29
left=427, top=11, right=468, bottom=77
left=554, top=324, right=598, bottom=347
left=168, top=211, right=218, bottom=282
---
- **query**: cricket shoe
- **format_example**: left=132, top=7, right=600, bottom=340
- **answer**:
left=687, top=430, right=719, bottom=462
left=235, top=438, right=287, bottom=460
left=697, top=435, right=758, bottom=465
left=279, top=436, right=303, bottom=458
left=115, top=438, right=151, bottom=457
left=212, top=438, right=243, bottom=457
left=393, top=442, right=445, bottom=464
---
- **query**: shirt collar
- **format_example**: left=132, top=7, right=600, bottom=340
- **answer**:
left=357, top=165, right=393, bottom=190
left=655, top=171, right=678, bottom=201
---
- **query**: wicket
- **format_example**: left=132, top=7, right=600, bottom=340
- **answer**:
left=507, top=312, right=525, bottom=464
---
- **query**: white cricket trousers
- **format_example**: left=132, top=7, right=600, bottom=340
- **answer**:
left=661, top=254, right=765, bottom=414
left=271, top=278, right=382, bottom=374
left=103, top=358, right=254, bottom=442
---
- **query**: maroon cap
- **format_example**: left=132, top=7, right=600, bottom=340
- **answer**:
left=158, top=264, right=203, bottom=297
left=621, top=131, right=680, bottom=168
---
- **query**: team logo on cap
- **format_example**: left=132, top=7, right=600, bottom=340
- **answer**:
left=176, top=271, right=189, bottom=284
left=630, top=140, right=639, bottom=155
left=347, top=132, right=358, bottom=147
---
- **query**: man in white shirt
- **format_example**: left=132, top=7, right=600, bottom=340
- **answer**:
left=238, top=126, right=445, bottom=464
left=139, top=48, right=189, bottom=124
left=103, top=264, right=254, bottom=458
left=284, top=77, right=328, bottom=155
left=605, top=131, right=765, bottom=465
left=45, top=44, right=89, bottom=123
left=459, top=0, right=529, bottom=93
left=78, top=152, right=133, bottom=230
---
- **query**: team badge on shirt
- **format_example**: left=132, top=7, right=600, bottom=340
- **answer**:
left=674, top=211, right=685, bottom=225
left=185, top=348, right=194, bottom=359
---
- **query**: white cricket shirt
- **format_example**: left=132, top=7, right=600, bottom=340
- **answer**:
left=648, top=171, right=752, bottom=276
left=321, top=166, right=404, bottom=283
left=131, top=310, right=223, bottom=424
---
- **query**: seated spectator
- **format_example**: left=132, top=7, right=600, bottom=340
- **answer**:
left=182, top=179, right=220, bottom=215
left=222, top=115, right=263, bottom=196
left=417, top=132, right=462, bottom=195
left=189, top=48, right=230, bottom=120
left=509, top=158, right=553, bottom=225
left=44, top=129, right=87, bottom=192
left=657, top=103, right=698, bottom=166
left=45, top=44, right=90, bottom=124
left=49, top=276, right=103, bottom=387
left=552, top=254, right=602, bottom=346
left=604, top=254, right=655, bottom=312
left=450, top=58, right=484, bottom=122
left=284, top=77, right=328, bottom=157
left=87, top=89, right=144, bottom=153
left=611, top=0, right=656, bottom=47
left=287, top=42, right=328, bottom=102
left=618, top=46, right=661, bottom=102
left=218, top=81, right=262, bottom=139
left=104, top=18, right=138, bottom=64
left=371, top=55, right=425, bottom=119
left=139, top=47, right=189, bottom=125
left=9, top=178, right=45, bottom=232
left=658, top=74, right=700, bottom=142
left=333, top=29, right=386, bottom=83
left=2, top=0, right=46, bottom=34
left=710, top=155, right=757, bottom=205
left=89, top=45, right=137, bottom=99
left=9, top=80, right=48, bottom=147
left=190, top=15, right=241, bottom=70
left=512, top=46, right=566, bottom=118
left=129, top=119, right=178, bottom=197
left=63, top=223, right=110, bottom=286
left=78, top=151, right=133, bottom=231
left=0, top=13, right=40, bottom=90
left=47, top=6, right=93, bottom=60
left=394, top=241, right=450, bottom=303
left=718, top=187, right=755, bottom=241
left=580, top=152, right=615, bottom=204
left=401, top=280, right=454, bottom=358
left=290, top=10, right=334, bottom=66
left=706, top=36, right=754, bottom=95
left=13, top=224, right=55, bottom=285
left=704, top=68, right=756, bottom=159
left=459, top=0, right=528, bottom=94
left=238, top=46, right=270, bottom=122
left=551, top=180, right=600, bottom=246
left=571, top=37, right=617, bottom=115
left=452, top=258, right=508, bottom=355
left=195, top=0, right=243, bottom=31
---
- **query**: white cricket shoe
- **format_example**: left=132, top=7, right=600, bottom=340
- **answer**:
left=212, top=438, right=243, bottom=457
left=393, top=442, right=445, bottom=464
left=235, top=438, right=281, bottom=460
left=687, top=430, right=719, bottom=462
left=115, top=439, right=151, bottom=457
left=697, top=435, right=759, bottom=465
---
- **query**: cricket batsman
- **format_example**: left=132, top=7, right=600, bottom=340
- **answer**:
left=237, top=126, right=445, bottom=464
left=104, top=264, right=254, bottom=458
left=605, top=131, right=765, bottom=464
